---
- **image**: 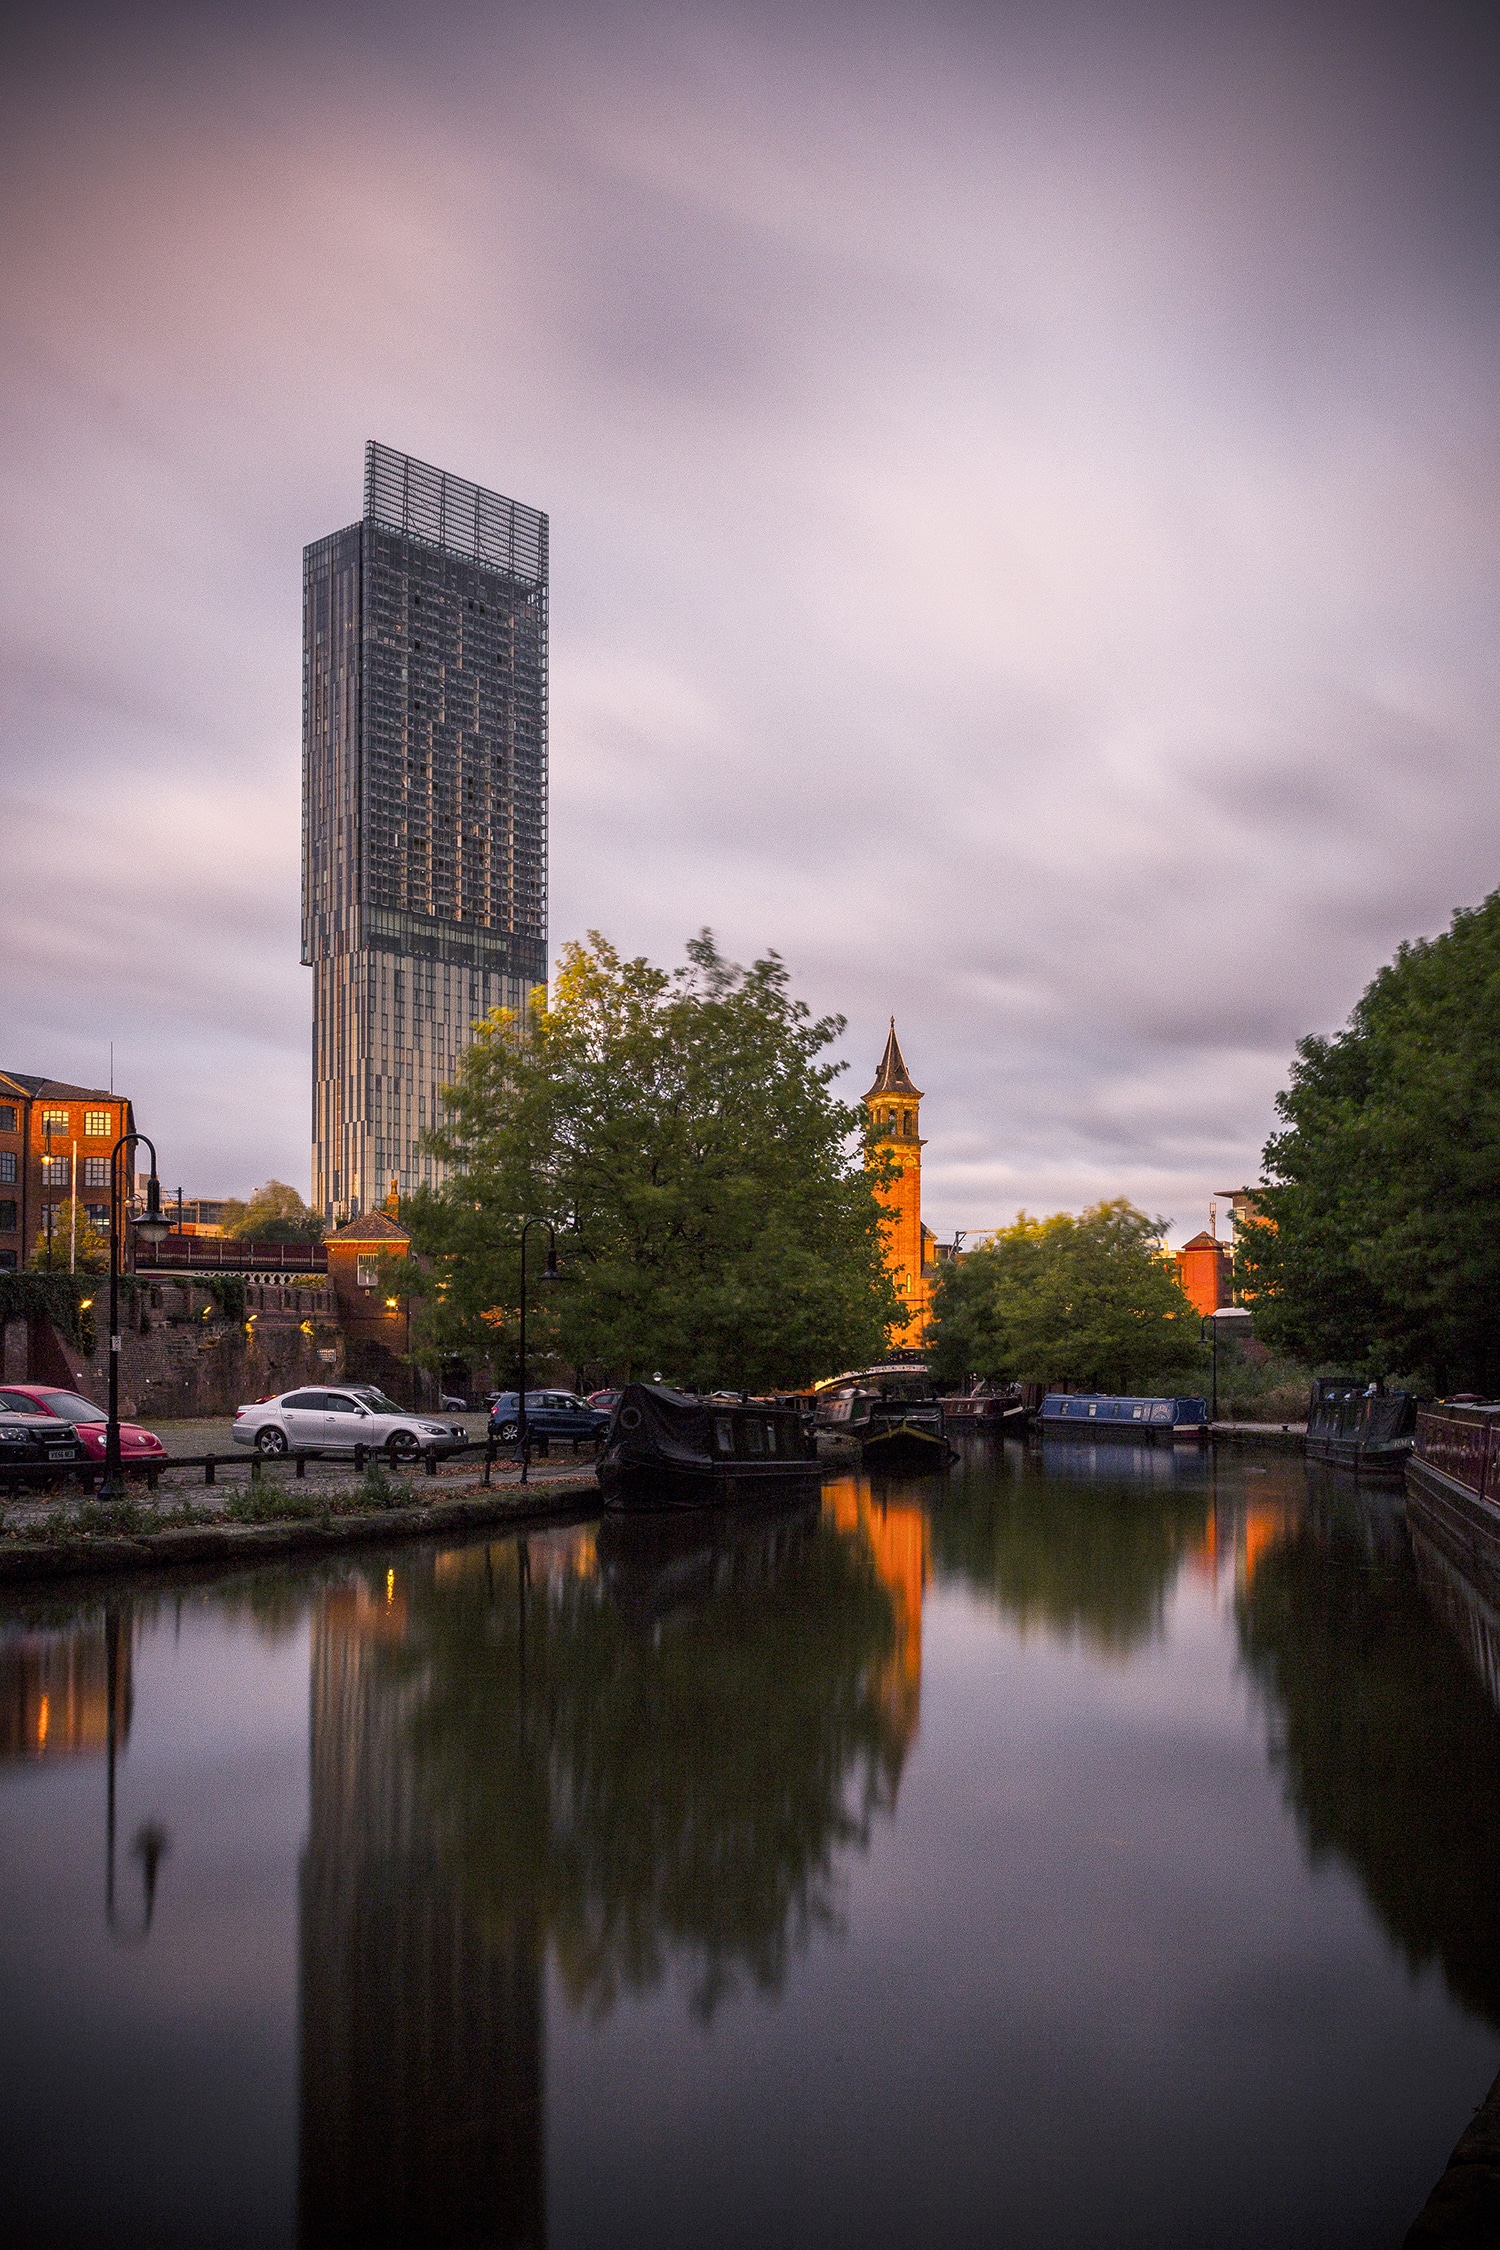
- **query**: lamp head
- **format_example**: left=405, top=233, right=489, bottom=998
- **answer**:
left=133, top=1171, right=171, bottom=1246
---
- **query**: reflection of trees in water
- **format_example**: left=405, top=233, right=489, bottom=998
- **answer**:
left=388, top=1501, right=912, bottom=2021
left=928, top=1455, right=1211, bottom=1654
left=1237, top=1497, right=1500, bottom=2029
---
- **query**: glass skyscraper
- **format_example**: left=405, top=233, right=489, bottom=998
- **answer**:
left=303, top=441, right=548, bottom=1218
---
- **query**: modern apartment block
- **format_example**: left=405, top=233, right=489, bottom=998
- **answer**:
left=303, top=442, right=548, bottom=1219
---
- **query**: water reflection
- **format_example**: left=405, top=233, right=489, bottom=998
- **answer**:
left=1237, top=1483, right=1500, bottom=2028
left=0, top=1606, right=131, bottom=1761
left=299, top=1495, right=912, bottom=2245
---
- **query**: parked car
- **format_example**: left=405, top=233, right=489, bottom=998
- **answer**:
left=587, top=1389, right=623, bottom=1414
left=0, top=1405, right=90, bottom=1480
left=487, top=1391, right=611, bottom=1444
left=231, top=1387, right=470, bottom=1462
left=0, top=1385, right=166, bottom=1466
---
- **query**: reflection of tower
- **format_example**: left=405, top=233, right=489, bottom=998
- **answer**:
left=0, top=1613, right=131, bottom=1762
left=825, top=1478, right=926, bottom=1749
left=864, top=1022, right=932, bottom=1344
left=298, top=1577, right=545, bottom=2250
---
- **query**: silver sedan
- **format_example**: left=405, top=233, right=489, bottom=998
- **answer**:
left=232, top=1387, right=469, bottom=1463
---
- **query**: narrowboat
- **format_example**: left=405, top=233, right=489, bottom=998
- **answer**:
left=940, top=1381, right=1032, bottom=1432
left=1304, top=1377, right=1419, bottom=1472
left=596, top=1383, right=822, bottom=1511
left=1039, top=1393, right=1209, bottom=1441
left=1405, top=1400, right=1500, bottom=1608
left=814, top=1371, right=956, bottom=1470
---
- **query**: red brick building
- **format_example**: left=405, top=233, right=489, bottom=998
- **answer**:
left=0, top=1075, right=135, bottom=1272
left=1175, top=1230, right=1232, bottom=1317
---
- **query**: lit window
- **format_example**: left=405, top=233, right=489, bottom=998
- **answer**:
left=41, top=1109, right=69, bottom=1132
left=84, top=1111, right=111, bottom=1138
left=356, top=1257, right=378, bottom=1287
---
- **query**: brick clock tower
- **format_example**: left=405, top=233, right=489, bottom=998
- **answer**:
left=864, top=1021, right=932, bottom=1347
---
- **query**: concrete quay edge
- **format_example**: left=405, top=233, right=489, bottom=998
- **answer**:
left=0, top=1477, right=602, bottom=1589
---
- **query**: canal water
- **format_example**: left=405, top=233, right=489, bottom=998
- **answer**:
left=3, top=1445, right=1499, bottom=2250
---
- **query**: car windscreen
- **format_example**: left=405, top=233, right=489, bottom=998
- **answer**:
left=38, top=1391, right=106, bottom=1422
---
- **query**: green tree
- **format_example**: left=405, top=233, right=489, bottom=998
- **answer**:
left=1236, top=890, right=1500, bottom=1390
left=28, top=1199, right=109, bottom=1273
left=219, top=1179, right=325, bottom=1242
left=927, top=1199, right=1204, bottom=1393
left=406, top=931, right=898, bottom=1390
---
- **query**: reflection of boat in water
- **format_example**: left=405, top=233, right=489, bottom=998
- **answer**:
left=595, top=1497, right=823, bottom=1629
left=1036, top=1437, right=1214, bottom=1488
left=1406, top=1399, right=1500, bottom=1609
left=1306, top=1378, right=1419, bottom=1473
left=597, top=1383, right=822, bottom=1510
left=1040, top=1393, right=1208, bottom=1442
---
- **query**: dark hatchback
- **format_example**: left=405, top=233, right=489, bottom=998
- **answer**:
left=488, top=1391, right=611, bottom=1444
left=0, top=1410, right=90, bottom=1482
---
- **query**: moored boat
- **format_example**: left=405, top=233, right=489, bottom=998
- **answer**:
left=1405, top=1400, right=1500, bottom=1607
left=597, top=1383, right=822, bottom=1511
left=813, top=1369, right=956, bottom=1470
left=940, top=1382, right=1032, bottom=1432
left=1039, top=1393, right=1209, bottom=1442
left=1305, top=1377, right=1418, bottom=1473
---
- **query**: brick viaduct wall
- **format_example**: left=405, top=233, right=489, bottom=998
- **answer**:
left=0, top=1278, right=345, bottom=1419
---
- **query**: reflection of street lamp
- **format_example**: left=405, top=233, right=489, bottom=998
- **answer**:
left=104, top=1606, right=169, bottom=1944
left=101, top=1134, right=171, bottom=1501
left=516, top=1220, right=558, bottom=1486
left=1202, top=1304, right=1253, bottom=1424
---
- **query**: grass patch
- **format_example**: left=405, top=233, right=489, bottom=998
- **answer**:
left=223, top=1486, right=323, bottom=1525
left=356, top=1457, right=417, bottom=1511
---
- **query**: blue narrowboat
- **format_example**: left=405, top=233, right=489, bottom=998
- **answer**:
left=1040, top=1394, right=1209, bottom=1441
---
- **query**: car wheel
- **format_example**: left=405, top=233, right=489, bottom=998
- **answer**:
left=255, top=1426, right=289, bottom=1457
left=496, top=1420, right=520, bottom=1443
left=386, top=1432, right=421, bottom=1463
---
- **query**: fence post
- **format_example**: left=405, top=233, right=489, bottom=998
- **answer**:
left=483, top=1435, right=495, bottom=1488
left=354, top=1444, right=366, bottom=1475
left=251, top=1456, right=262, bottom=1485
left=296, top=1453, right=306, bottom=1479
left=205, top=1454, right=216, bottom=1486
left=425, top=1449, right=437, bottom=1477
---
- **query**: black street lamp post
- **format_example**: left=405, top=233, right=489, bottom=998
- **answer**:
left=1202, top=1303, right=1253, bottom=1425
left=516, top=1219, right=558, bottom=1486
left=100, top=1134, right=171, bottom=1502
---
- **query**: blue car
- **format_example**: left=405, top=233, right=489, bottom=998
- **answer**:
left=488, top=1390, right=611, bottom=1445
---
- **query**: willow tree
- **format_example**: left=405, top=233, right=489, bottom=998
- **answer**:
left=405, top=931, right=897, bottom=1391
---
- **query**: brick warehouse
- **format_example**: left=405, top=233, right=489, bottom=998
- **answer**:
left=0, top=1074, right=135, bottom=1272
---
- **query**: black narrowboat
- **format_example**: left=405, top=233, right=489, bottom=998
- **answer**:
left=940, top=1382, right=1031, bottom=1432
left=1305, top=1377, right=1419, bottom=1473
left=596, top=1383, right=822, bottom=1511
left=813, top=1371, right=955, bottom=1471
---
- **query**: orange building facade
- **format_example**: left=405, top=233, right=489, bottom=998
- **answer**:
left=864, top=1022, right=937, bottom=1347
left=1174, top=1230, right=1232, bottom=1317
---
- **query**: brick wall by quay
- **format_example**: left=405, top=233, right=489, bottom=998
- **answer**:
left=0, top=1278, right=345, bottom=1419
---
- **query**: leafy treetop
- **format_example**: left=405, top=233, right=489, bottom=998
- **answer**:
left=927, top=1199, right=1204, bottom=1395
left=404, top=930, right=899, bottom=1391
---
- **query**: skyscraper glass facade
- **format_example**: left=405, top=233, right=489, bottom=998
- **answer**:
left=303, top=442, right=548, bottom=1217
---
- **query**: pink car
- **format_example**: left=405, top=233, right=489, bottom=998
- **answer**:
left=0, top=1385, right=167, bottom=1464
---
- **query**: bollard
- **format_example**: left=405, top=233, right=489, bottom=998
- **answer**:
left=483, top=1435, right=495, bottom=1488
left=205, top=1453, right=216, bottom=1486
left=296, top=1453, right=306, bottom=1479
left=425, top=1449, right=437, bottom=1477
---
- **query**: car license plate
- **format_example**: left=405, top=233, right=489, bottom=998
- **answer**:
left=47, top=1448, right=71, bottom=1458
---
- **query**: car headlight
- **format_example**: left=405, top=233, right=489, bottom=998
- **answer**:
left=421, top=1423, right=446, bottom=1435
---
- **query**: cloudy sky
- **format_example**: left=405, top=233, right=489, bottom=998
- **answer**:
left=3, top=0, right=1497, bottom=1242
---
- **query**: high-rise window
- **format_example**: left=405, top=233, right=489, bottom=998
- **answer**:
left=302, top=443, right=548, bottom=1221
